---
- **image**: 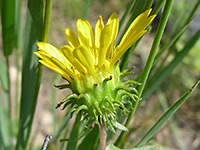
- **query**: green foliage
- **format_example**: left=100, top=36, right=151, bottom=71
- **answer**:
left=15, top=0, right=44, bottom=149
left=1, top=0, right=15, bottom=56
left=0, top=0, right=199, bottom=150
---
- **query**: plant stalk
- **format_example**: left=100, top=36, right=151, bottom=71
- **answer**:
left=99, top=122, right=107, bottom=150
left=115, top=0, right=174, bottom=146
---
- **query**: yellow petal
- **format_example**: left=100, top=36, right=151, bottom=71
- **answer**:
left=73, top=45, right=95, bottom=76
left=95, top=15, right=104, bottom=49
left=111, top=9, right=156, bottom=65
left=105, top=12, right=119, bottom=58
left=111, top=30, right=146, bottom=65
left=61, top=45, right=87, bottom=74
left=98, top=13, right=119, bottom=68
left=37, top=42, right=73, bottom=70
left=65, top=28, right=80, bottom=49
left=98, top=24, right=113, bottom=67
left=37, top=42, right=63, bottom=61
left=39, top=60, right=71, bottom=81
left=84, top=20, right=95, bottom=48
left=95, top=15, right=104, bottom=63
left=35, top=51, right=75, bottom=79
left=77, top=19, right=95, bottom=48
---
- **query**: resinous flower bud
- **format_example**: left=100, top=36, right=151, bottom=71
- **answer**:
left=34, top=9, right=156, bottom=132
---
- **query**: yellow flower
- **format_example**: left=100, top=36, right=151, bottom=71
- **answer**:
left=34, top=9, right=155, bottom=130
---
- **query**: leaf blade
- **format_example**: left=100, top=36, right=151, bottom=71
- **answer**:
left=1, top=0, right=15, bottom=56
left=136, top=80, right=200, bottom=147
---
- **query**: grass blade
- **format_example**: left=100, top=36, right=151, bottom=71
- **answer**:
left=15, top=0, right=44, bottom=149
left=1, top=0, right=15, bottom=56
left=153, top=22, right=190, bottom=66
left=115, top=0, right=174, bottom=146
left=83, top=0, right=92, bottom=19
left=137, top=0, right=174, bottom=97
left=136, top=80, right=200, bottom=147
left=117, top=0, right=147, bottom=47
left=143, top=29, right=200, bottom=99
left=15, top=0, right=23, bottom=50
left=151, top=0, right=165, bottom=15
left=66, top=115, right=81, bottom=150
left=51, top=115, right=70, bottom=146
left=16, top=0, right=53, bottom=148
left=118, top=0, right=136, bottom=31
left=0, top=54, right=8, bottom=92
left=0, top=96, right=10, bottom=149
left=78, top=126, right=99, bottom=150
left=157, top=90, right=187, bottom=150
left=117, top=0, right=149, bottom=69
left=123, top=0, right=173, bottom=142
left=154, top=0, right=200, bottom=75
left=143, top=0, right=154, bottom=11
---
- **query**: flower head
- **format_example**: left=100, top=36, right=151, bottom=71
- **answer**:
left=34, top=9, right=155, bottom=131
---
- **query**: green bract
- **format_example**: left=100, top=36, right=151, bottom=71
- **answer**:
left=56, top=63, right=140, bottom=132
left=34, top=10, right=155, bottom=132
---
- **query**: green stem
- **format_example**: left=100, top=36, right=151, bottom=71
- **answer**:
left=184, top=0, right=200, bottom=25
left=136, top=80, right=200, bottom=147
left=15, top=0, right=22, bottom=49
left=115, top=0, right=174, bottom=146
left=153, top=22, right=189, bottom=66
left=42, top=0, right=53, bottom=43
left=119, top=39, right=140, bottom=71
left=143, top=0, right=154, bottom=10
left=5, top=57, right=12, bottom=137
left=118, top=0, right=136, bottom=31
left=99, top=122, right=107, bottom=150
left=15, top=48, right=20, bottom=128
left=24, top=64, right=44, bottom=147
left=137, top=0, right=174, bottom=97
left=83, top=0, right=92, bottom=19
left=24, top=0, right=53, bottom=148
left=154, top=0, right=200, bottom=77
left=117, top=0, right=146, bottom=47
left=151, top=0, right=165, bottom=15
left=14, top=0, right=22, bottom=131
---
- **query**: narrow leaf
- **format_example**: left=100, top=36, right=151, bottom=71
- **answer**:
left=116, top=1, right=174, bottom=146
left=15, top=0, right=23, bottom=49
left=15, top=0, right=44, bottom=149
left=1, top=0, right=15, bottom=56
left=78, top=126, right=99, bottom=150
left=82, top=0, right=92, bottom=19
left=153, top=22, right=190, bottom=66
left=0, top=54, right=8, bottom=91
left=143, top=29, right=200, bottom=98
left=137, top=80, right=200, bottom=147
left=0, top=96, right=10, bottom=149
left=66, top=115, right=81, bottom=150
left=118, top=0, right=136, bottom=31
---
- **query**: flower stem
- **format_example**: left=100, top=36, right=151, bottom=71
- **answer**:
left=99, top=122, right=107, bottom=150
left=115, top=0, right=174, bottom=147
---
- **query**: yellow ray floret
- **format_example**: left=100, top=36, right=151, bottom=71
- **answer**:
left=111, top=9, right=156, bottom=65
left=35, top=9, right=156, bottom=81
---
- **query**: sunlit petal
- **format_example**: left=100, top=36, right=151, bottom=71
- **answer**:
left=111, top=9, right=156, bottom=65
left=105, top=12, right=119, bottom=58
left=61, top=45, right=87, bottom=74
left=73, top=45, right=95, bottom=76
left=65, top=28, right=80, bottom=49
